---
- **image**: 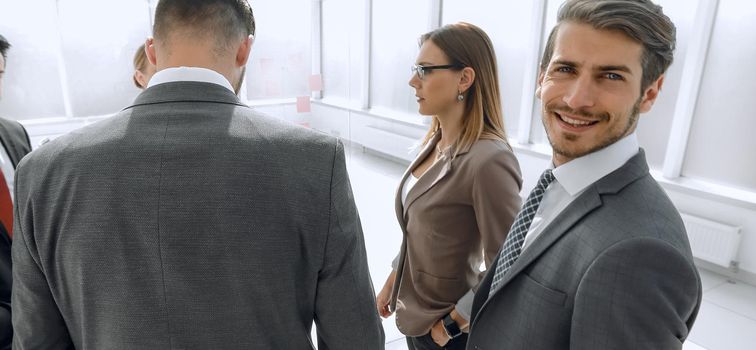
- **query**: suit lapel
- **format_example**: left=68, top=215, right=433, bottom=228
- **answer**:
left=390, top=133, right=438, bottom=311
left=402, top=132, right=459, bottom=217
left=482, top=151, right=650, bottom=301
left=393, top=132, right=438, bottom=227
left=0, top=120, right=30, bottom=167
left=488, top=188, right=602, bottom=299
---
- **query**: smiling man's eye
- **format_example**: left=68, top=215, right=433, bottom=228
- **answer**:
left=605, top=73, right=624, bottom=80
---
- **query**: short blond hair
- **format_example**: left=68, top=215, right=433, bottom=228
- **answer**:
left=132, top=44, right=149, bottom=88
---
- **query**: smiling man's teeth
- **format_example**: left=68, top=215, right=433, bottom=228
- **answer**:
left=560, top=114, right=594, bottom=126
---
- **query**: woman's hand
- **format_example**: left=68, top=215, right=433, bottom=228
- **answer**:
left=431, top=309, right=468, bottom=346
left=376, top=270, right=397, bottom=318
left=430, top=318, right=451, bottom=346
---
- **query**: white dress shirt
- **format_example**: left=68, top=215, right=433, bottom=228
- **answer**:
left=401, top=174, right=419, bottom=206
left=521, top=133, right=640, bottom=252
left=147, top=66, right=234, bottom=93
left=0, top=144, right=15, bottom=201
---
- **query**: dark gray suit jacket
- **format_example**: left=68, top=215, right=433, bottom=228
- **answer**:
left=0, top=117, right=31, bottom=350
left=11, top=82, right=384, bottom=349
left=467, top=151, right=701, bottom=350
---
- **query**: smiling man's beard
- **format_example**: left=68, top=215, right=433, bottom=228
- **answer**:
left=543, top=97, right=641, bottom=160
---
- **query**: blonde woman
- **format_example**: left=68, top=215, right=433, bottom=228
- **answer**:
left=375, top=23, right=522, bottom=350
left=132, top=43, right=156, bottom=89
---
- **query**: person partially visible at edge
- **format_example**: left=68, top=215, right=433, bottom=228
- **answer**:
left=133, top=43, right=156, bottom=90
left=10, top=0, right=385, bottom=349
left=467, top=1, right=702, bottom=349
left=374, top=22, right=523, bottom=350
left=0, top=33, right=32, bottom=350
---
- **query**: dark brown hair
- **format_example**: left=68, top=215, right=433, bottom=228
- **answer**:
left=540, top=0, right=676, bottom=91
left=153, top=0, right=255, bottom=52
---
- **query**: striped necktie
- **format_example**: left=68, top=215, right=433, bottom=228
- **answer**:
left=489, top=169, right=555, bottom=297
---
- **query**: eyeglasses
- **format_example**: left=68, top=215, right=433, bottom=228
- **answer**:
left=411, top=64, right=465, bottom=80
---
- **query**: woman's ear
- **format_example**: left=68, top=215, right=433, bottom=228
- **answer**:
left=458, top=67, right=475, bottom=94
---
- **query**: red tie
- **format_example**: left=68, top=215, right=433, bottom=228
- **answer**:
left=0, top=168, right=13, bottom=239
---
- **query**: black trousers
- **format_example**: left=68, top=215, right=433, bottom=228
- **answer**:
left=405, top=333, right=468, bottom=350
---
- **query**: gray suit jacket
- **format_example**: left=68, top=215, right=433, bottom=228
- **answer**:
left=467, top=151, right=701, bottom=350
left=11, top=82, right=384, bottom=349
left=0, top=117, right=32, bottom=350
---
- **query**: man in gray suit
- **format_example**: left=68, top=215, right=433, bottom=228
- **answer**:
left=11, top=0, right=384, bottom=349
left=1, top=33, right=33, bottom=350
left=467, top=1, right=701, bottom=349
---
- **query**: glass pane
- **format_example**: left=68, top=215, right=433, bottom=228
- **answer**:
left=0, top=0, right=67, bottom=120
left=322, top=0, right=364, bottom=106
left=57, top=0, right=151, bottom=117
left=529, top=0, right=564, bottom=146
left=369, top=0, right=430, bottom=115
left=442, top=0, right=533, bottom=139
left=682, top=0, right=756, bottom=191
left=245, top=0, right=311, bottom=100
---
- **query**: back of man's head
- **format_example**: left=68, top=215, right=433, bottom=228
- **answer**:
left=153, top=0, right=255, bottom=55
left=0, top=34, right=10, bottom=100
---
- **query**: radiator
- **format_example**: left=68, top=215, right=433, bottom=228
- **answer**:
left=681, top=213, right=742, bottom=269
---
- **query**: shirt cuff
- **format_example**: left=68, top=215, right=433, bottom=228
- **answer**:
left=454, top=289, right=475, bottom=321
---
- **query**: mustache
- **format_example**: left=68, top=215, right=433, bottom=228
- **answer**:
left=546, top=103, right=609, bottom=121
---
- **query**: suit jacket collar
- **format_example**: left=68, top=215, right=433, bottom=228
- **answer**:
left=124, top=81, right=247, bottom=111
left=486, top=149, right=650, bottom=298
left=395, top=130, right=472, bottom=220
left=0, top=118, right=31, bottom=167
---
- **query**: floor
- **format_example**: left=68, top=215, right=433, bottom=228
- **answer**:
left=341, top=144, right=756, bottom=350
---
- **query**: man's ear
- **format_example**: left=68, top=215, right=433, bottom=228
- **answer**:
left=458, top=67, right=475, bottom=94
left=145, top=37, right=157, bottom=66
left=639, top=74, right=664, bottom=113
left=535, top=71, right=545, bottom=99
left=236, top=35, right=254, bottom=67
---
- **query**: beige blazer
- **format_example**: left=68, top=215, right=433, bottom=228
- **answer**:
left=390, top=131, right=522, bottom=336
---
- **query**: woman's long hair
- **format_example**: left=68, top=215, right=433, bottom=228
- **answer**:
left=419, top=22, right=509, bottom=154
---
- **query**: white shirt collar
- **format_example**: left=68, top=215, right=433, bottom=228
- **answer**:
left=146, top=66, right=234, bottom=93
left=552, top=133, right=640, bottom=196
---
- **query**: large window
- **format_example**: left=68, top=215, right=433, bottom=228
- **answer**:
left=0, top=0, right=312, bottom=121
left=442, top=0, right=533, bottom=139
left=682, top=0, right=756, bottom=191
left=57, top=0, right=151, bottom=117
left=321, top=0, right=365, bottom=106
left=0, top=0, right=73, bottom=119
left=369, top=0, right=430, bottom=115
left=244, top=0, right=311, bottom=100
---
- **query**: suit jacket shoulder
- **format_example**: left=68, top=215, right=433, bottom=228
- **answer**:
left=0, top=117, right=32, bottom=166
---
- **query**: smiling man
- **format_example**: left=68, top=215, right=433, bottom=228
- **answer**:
left=466, top=1, right=702, bottom=349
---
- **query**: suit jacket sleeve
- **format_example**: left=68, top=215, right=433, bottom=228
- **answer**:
left=314, top=140, right=385, bottom=350
left=454, top=149, right=521, bottom=320
left=471, top=149, right=522, bottom=277
left=11, top=159, right=74, bottom=349
left=570, top=237, right=700, bottom=350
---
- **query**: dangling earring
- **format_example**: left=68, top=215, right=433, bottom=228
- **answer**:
left=457, top=92, right=464, bottom=101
